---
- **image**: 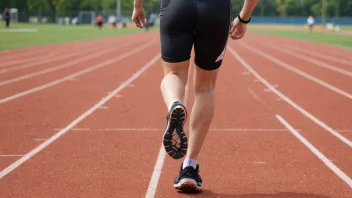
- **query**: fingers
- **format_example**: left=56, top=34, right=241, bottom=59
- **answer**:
left=133, top=19, right=143, bottom=28
left=131, top=8, right=146, bottom=29
left=229, top=27, right=243, bottom=40
left=229, top=27, right=246, bottom=40
left=233, top=33, right=244, bottom=40
left=132, top=16, right=144, bottom=29
left=230, top=31, right=244, bottom=40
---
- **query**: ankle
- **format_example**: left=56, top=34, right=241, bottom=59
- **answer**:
left=168, top=99, right=181, bottom=111
left=183, top=157, right=197, bottom=169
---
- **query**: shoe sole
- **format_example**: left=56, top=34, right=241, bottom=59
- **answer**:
left=174, top=178, right=201, bottom=192
left=163, top=104, right=188, bottom=160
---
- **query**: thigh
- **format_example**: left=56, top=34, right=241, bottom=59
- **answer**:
left=159, top=0, right=196, bottom=63
left=194, top=0, right=231, bottom=71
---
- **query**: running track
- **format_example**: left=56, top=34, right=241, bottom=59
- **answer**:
left=0, top=30, right=351, bottom=198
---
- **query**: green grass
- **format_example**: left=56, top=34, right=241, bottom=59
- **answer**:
left=340, top=25, right=352, bottom=31
left=248, top=26, right=352, bottom=49
left=0, top=22, right=154, bottom=50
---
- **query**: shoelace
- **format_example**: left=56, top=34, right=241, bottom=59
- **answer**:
left=183, top=167, right=201, bottom=181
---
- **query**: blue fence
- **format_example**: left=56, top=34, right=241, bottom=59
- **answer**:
left=251, top=16, right=352, bottom=25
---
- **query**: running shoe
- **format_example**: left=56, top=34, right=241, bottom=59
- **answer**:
left=163, top=101, right=188, bottom=159
left=174, top=163, right=202, bottom=192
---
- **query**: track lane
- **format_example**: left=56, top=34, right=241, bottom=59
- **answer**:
left=0, top=50, right=162, bottom=197
left=230, top=39, right=352, bottom=132
left=0, top=36, right=159, bottom=170
left=248, top=32, right=352, bottom=62
left=281, top=45, right=352, bottom=68
left=0, top=37, right=154, bottom=99
left=228, top=43, right=352, bottom=182
left=0, top=31, right=149, bottom=62
left=250, top=33, right=352, bottom=72
left=0, top=41, right=102, bottom=69
left=0, top=35, right=143, bottom=79
left=243, top=39, right=352, bottom=93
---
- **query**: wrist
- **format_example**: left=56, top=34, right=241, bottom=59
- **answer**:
left=239, top=11, right=251, bottom=21
left=134, top=4, right=142, bottom=8
left=238, top=12, right=251, bottom=24
left=134, top=1, right=143, bottom=8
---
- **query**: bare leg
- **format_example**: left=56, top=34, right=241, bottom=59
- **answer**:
left=160, top=60, right=190, bottom=108
left=161, top=59, right=191, bottom=159
left=187, top=66, right=219, bottom=160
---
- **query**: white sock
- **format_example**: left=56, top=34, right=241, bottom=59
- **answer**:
left=168, top=99, right=181, bottom=111
left=183, top=158, right=197, bottom=169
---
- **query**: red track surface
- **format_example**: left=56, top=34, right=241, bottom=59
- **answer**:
left=0, top=31, right=351, bottom=198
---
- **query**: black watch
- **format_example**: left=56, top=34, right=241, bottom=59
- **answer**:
left=237, top=14, right=251, bottom=24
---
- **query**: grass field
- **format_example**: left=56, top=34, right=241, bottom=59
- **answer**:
left=248, top=24, right=352, bottom=49
left=1, top=22, right=351, bottom=51
left=0, top=23, right=152, bottom=50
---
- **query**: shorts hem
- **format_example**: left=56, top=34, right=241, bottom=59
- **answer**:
left=161, top=55, right=191, bottom=63
left=194, top=59, right=222, bottom=71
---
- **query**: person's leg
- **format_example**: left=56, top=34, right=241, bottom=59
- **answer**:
left=173, top=0, right=231, bottom=192
left=160, top=60, right=189, bottom=109
left=187, top=66, right=219, bottom=159
left=186, top=0, right=231, bottom=163
left=159, top=0, right=195, bottom=160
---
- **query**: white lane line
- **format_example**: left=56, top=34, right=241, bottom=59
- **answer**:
left=145, top=145, right=167, bottom=198
left=269, top=45, right=352, bottom=77
left=228, top=46, right=352, bottom=148
left=98, top=106, right=109, bottom=110
left=276, top=115, right=352, bottom=188
left=0, top=28, right=38, bottom=33
left=0, top=44, right=90, bottom=68
left=144, top=127, right=171, bottom=192
left=248, top=88, right=272, bottom=111
left=0, top=40, right=156, bottom=104
left=0, top=52, right=58, bottom=68
left=0, top=40, right=139, bottom=86
left=0, top=45, right=106, bottom=74
left=145, top=60, right=193, bottom=198
left=0, top=155, right=24, bottom=157
left=0, top=53, right=161, bottom=180
left=0, top=42, right=98, bottom=65
left=237, top=41, right=352, bottom=100
left=284, top=45, right=352, bottom=67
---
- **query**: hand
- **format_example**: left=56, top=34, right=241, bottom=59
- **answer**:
left=131, top=6, right=146, bottom=29
left=229, top=17, right=247, bottom=40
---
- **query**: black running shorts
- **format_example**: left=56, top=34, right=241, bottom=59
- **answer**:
left=160, top=0, right=232, bottom=70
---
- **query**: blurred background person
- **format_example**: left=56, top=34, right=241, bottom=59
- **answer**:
left=307, top=16, right=315, bottom=32
left=96, top=14, right=103, bottom=29
left=3, top=7, right=10, bottom=28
